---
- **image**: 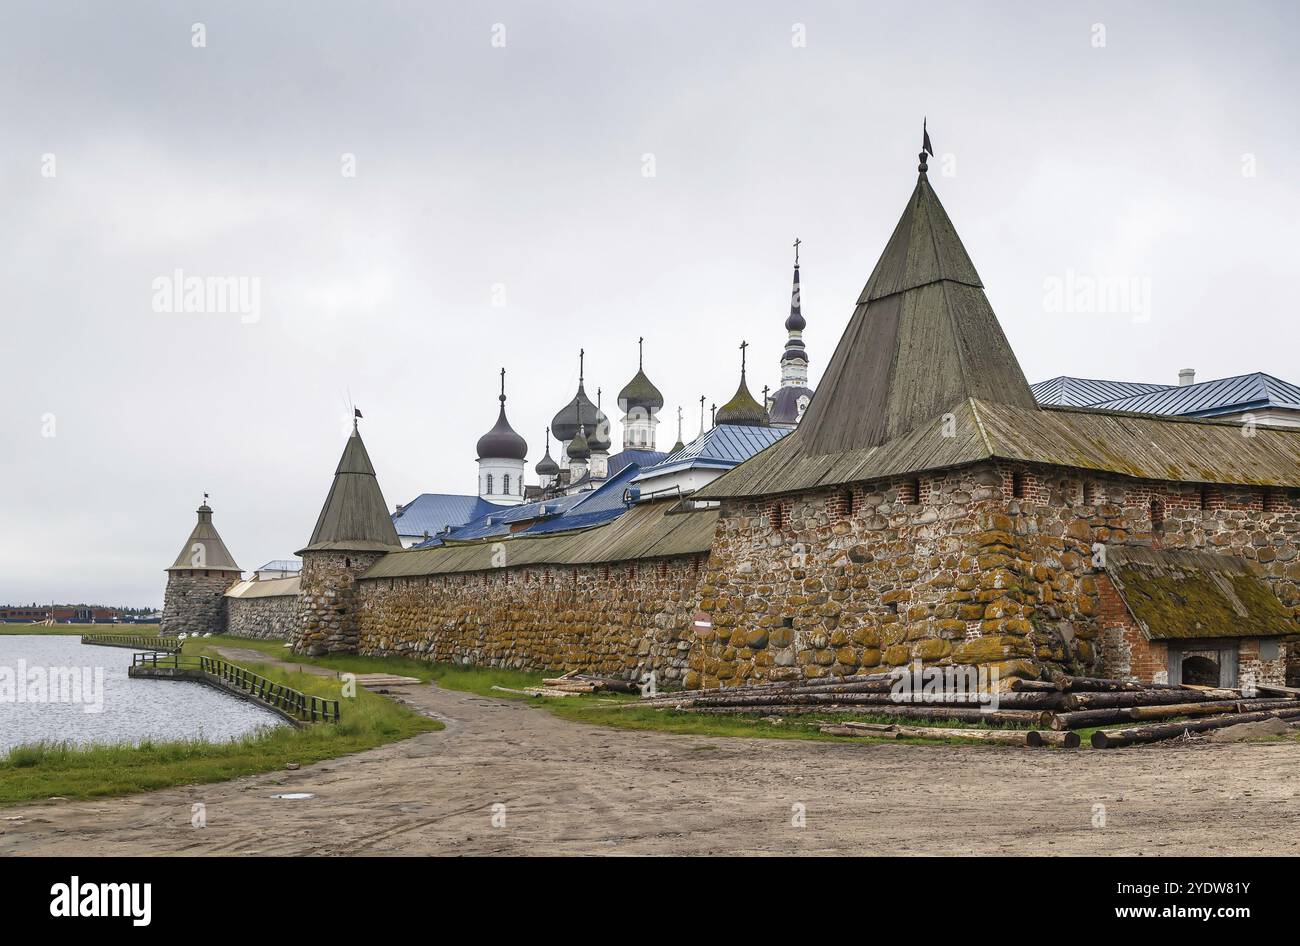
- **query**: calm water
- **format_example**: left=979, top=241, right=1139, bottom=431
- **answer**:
left=0, top=636, right=286, bottom=754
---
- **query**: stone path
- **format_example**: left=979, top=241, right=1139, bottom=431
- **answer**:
left=5, top=648, right=1300, bottom=855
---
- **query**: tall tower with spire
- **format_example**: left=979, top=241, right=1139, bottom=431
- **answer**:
left=769, top=238, right=815, bottom=427
left=476, top=368, right=528, bottom=505
left=294, top=414, right=402, bottom=655
left=160, top=497, right=242, bottom=636
left=618, top=337, right=664, bottom=450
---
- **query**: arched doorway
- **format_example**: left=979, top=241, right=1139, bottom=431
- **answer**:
left=1180, top=654, right=1220, bottom=687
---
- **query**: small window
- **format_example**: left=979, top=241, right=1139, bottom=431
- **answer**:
left=1011, top=470, right=1027, bottom=500
left=770, top=502, right=785, bottom=531
left=840, top=487, right=855, bottom=518
left=486, top=473, right=494, bottom=495
left=503, top=474, right=511, bottom=495
left=1150, top=497, right=1165, bottom=530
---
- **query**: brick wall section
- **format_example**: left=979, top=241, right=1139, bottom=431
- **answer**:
left=353, top=555, right=706, bottom=682
left=227, top=592, right=298, bottom=640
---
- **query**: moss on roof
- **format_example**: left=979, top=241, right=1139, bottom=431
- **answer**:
left=1105, top=547, right=1297, bottom=641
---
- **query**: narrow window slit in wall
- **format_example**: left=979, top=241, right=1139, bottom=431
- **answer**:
left=1150, top=497, right=1165, bottom=530
left=1011, top=470, right=1026, bottom=500
left=770, top=501, right=785, bottom=531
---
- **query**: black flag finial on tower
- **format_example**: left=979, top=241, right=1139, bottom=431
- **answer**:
left=919, top=118, right=934, bottom=173
left=353, top=406, right=362, bottom=430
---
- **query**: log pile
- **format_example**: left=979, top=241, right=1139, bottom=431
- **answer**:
left=632, top=668, right=1300, bottom=748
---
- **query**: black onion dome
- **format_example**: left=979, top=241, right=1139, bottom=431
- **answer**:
left=586, top=414, right=612, bottom=453
left=551, top=382, right=604, bottom=442
left=617, top=368, right=664, bottom=414
left=476, top=397, right=528, bottom=460
left=535, top=447, right=559, bottom=476
left=715, top=374, right=770, bottom=427
left=785, top=264, right=806, bottom=331
left=567, top=427, right=591, bottom=460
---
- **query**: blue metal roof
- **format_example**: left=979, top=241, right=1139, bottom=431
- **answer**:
left=392, top=494, right=498, bottom=539
left=635, top=424, right=791, bottom=479
left=1031, top=376, right=1174, bottom=408
left=520, top=507, right=626, bottom=535
left=255, top=559, right=301, bottom=572
left=410, top=462, right=648, bottom=547
left=609, top=448, right=667, bottom=476
left=1089, top=373, right=1300, bottom=417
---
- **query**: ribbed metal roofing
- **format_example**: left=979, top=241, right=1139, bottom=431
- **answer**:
left=255, top=559, right=301, bottom=573
left=1031, top=376, right=1174, bottom=407
left=1089, top=372, right=1300, bottom=417
left=167, top=504, right=241, bottom=572
left=608, top=448, right=667, bottom=477
left=392, top=493, right=498, bottom=539
left=637, top=424, right=790, bottom=481
left=300, top=428, right=403, bottom=554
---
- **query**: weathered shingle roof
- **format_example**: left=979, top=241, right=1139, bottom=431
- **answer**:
left=1091, top=372, right=1300, bottom=417
left=167, top=504, right=241, bottom=572
left=1032, top=376, right=1174, bottom=408
left=225, top=575, right=301, bottom=599
left=299, top=428, right=402, bottom=554
left=363, top=498, right=717, bottom=578
left=699, top=397, right=1300, bottom=498
left=1104, top=547, right=1297, bottom=641
left=795, top=172, right=1036, bottom=457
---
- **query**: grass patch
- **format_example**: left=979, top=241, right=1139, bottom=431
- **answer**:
left=0, top=624, right=159, bottom=637
left=0, top=643, right=440, bottom=804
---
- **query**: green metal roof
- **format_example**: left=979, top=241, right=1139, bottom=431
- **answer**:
left=299, top=428, right=402, bottom=554
left=715, top=373, right=769, bottom=427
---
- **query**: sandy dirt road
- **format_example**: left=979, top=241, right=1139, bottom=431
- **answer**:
left=4, top=652, right=1300, bottom=855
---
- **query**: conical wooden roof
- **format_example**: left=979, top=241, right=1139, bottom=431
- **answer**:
left=796, top=171, right=1035, bottom=457
left=299, top=427, right=402, bottom=553
left=167, top=503, right=241, bottom=572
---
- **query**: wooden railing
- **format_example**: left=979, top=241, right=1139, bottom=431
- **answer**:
left=131, top=652, right=341, bottom=723
left=82, top=633, right=181, bottom=653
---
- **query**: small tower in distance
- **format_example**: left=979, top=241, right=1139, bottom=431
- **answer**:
left=476, top=368, right=528, bottom=505
left=769, top=238, right=815, bottom=427
left=160, top=496, right=242, bottom=637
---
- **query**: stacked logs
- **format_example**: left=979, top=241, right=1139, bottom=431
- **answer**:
left=634, top=669, right=1300, bottom=748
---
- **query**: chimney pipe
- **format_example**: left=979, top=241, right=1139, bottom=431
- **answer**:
left=1178, top=368, right=1195, bottom=387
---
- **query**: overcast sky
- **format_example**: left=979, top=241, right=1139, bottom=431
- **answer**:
left=3, top=1, right=1299, bottom=607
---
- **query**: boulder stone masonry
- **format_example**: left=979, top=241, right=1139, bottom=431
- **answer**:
left=295, top=550, right=389, bottom=656
left=341, top=460, right=1300, bottom=687
left=227, top=591, right=298, bottom=640
left=160, top=571, right=233, bottom=636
